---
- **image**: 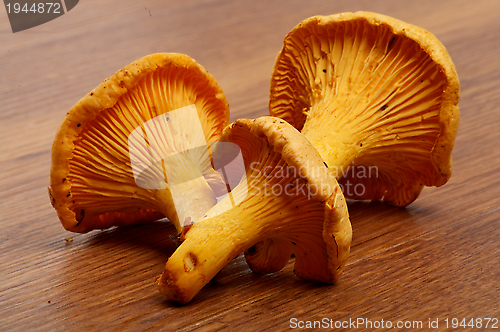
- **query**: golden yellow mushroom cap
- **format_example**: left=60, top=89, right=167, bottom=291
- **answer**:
left=270, top=12, right=460, bottom=206
left=49, top=53, right=229, bottom=233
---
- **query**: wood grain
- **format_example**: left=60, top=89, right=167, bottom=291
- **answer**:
left=1, top=0, right=499, bottom=331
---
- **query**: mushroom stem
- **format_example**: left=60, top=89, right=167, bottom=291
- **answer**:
left=302, top=117, right=359, bottom=178
left=157, top=117, right=351, bottom=304
left=157, top=182, right=337, bottom=304
left=155, top=177, right=217, bottom=230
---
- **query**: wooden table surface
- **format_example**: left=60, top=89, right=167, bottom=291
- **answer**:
left=1, top=0, right=499, bottom=331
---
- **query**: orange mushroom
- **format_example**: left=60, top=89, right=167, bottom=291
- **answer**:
left=269, top=12, right=460, bottom=206
left=157, top=117, right=352, bottom=304
left=49, top=53, right=229, bottom=233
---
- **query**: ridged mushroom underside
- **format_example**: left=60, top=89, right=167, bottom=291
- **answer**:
left=270, top=13, right=460, bottom=205
left=50, top=54, right=229, bottom=232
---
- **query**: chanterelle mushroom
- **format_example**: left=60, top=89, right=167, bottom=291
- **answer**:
left=269, top=12, right=460, bottom=206
left=49, top=53, right=229, bottom=233
left=157, top=117, right=352, bottom=304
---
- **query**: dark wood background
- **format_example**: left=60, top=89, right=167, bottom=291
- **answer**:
left=1, top=0, right=498, bottom=331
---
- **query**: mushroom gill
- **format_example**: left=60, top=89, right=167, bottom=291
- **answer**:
left=269, top=12, right=460, bottom=206
left=49, top=53, right=229, bottom=233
